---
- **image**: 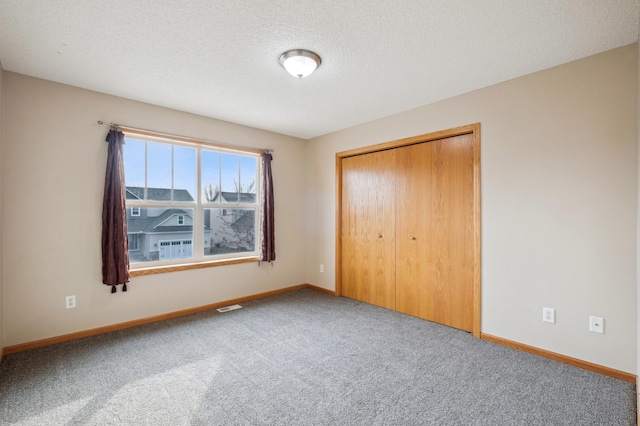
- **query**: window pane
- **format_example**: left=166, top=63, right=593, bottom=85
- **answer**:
left=204, top=208, right=255, bottom=256
left=239, top=156, right=257, bottom=200
left=220, top=153, right=239, bottom=203
left=174, top=145, right=196, bottom=202
left=127, top=207, right=194, bottom=263
left=201, top=150, right=220, bottom=203
left=147, top=142, right=172, bottom=201
left=123, top=135, right=261, bottom=267
left=124, top=138, right=146, bottom=198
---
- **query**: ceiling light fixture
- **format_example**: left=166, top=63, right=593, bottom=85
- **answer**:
left=279, top=49, right=321, bottom=79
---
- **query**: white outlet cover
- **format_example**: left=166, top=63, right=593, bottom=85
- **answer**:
left=65, top=295, right=76, bottom=309
left=589, top=316, right=604, bottom=334
left=542, top=307, right=555, bottom=324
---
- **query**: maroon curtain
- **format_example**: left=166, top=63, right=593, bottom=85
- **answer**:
left=260, top=152, right=275, bottom=262
left=102, top=129, right=130, bottom=292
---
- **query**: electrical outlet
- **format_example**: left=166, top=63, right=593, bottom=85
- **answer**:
left=66, top=295, right=76, bottom=309
left=320, top=264, right=324, bottom=273
left=589, top=316, right=604, bottom=334
left=542, top=307, right=555, bottom=324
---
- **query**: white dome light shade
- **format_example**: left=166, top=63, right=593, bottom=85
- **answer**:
left=279, top=49, right=321, bottom=79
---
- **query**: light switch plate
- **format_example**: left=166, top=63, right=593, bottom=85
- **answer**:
left=589, top=316, right=604, bottom=334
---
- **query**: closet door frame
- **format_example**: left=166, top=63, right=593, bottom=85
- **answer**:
left=335, top=123, right=482, bottom=338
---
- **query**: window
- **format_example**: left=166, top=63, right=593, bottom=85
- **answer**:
left=128, top=234, right=139, bottom=251
left=123, top=133, right=260, bottom=269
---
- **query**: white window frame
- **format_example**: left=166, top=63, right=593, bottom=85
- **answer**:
left=131, top=207, right=140, bottom=216
left=124, top=131, right=261, bottom=272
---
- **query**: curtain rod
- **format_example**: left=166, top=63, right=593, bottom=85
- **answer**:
left=97, top=121, right=273, bottom=154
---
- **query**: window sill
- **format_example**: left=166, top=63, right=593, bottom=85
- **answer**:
left=129, top=257, right=259, bottom=277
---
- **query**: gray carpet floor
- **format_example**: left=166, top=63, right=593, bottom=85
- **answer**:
left=0, top=288, right=636, bottom=425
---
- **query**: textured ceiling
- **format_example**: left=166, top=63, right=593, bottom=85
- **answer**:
left=0, top=1, right=638, bottom=139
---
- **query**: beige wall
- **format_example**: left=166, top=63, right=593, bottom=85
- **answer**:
left=636, top=30, right=640, bottom=405
left=1, top=44, right=637, bottom=376
left=306, top=44, right=638, bottom=373
left=0, top=63, right=4, bottom=351
left=2, top=73, right=307, bottom=346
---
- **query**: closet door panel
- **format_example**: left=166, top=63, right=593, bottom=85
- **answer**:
left=341, top=150, right=396, bottom=309
left=427, top=134, right=475, bottom=331
left=395, top=143, right=431, bottom=318
left=396, top=134, right=475, bottom=331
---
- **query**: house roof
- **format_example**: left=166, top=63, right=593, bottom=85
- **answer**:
left=126, top=187, right=194, bottom=202
left=128, top=208, right=210, bottom=234
left=231, top=210, right=255, bottom=229
left=211, top=191, right=256, bottom=204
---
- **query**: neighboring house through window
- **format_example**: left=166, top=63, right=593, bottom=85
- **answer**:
left=128, top=234, right=139, bottom=251
left=123, top=133, right=260, bottom=268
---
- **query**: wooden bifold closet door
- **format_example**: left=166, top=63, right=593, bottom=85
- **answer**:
left=341, top=149, right=396, bottom=310
left=395, top=134, right=475, bottom=332
left=340, top=127, right=479, bottom=334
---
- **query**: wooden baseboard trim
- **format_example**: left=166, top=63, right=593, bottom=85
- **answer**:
left=3, top=284, right=323, bottom=357
left=0, top=347, right=4, bottom=364
left=481, top=333, right=636, bottom=383
left=306, top=284, right=338, bottom=296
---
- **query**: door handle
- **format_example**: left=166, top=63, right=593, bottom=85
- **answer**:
left=377, top=234, right=383, bottom=238
left=410, top=236, right=416, bottom=240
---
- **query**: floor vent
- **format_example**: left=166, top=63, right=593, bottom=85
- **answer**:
left=216, top=304, right=243, bottom=313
